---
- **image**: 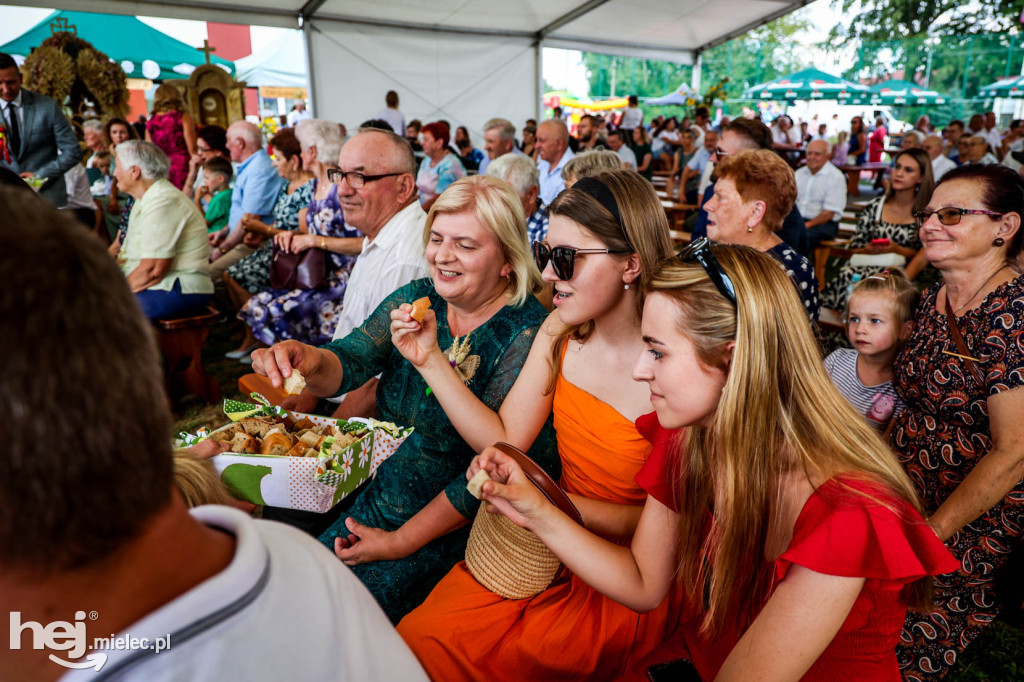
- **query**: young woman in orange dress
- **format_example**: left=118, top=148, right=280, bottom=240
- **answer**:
left=390, top=169, right=681, bottom=680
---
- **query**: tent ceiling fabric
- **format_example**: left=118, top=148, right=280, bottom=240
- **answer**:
left=14, top=0, right=807, bottom=60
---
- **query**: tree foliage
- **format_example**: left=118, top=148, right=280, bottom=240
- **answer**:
left=830, top=0, right=1024, bottom=42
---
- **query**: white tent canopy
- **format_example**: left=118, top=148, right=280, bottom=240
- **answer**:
left=15, top=0, right=810, bottom=138
left=236, top=31, right=307, bottom=88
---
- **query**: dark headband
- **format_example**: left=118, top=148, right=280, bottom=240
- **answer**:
left=572, top=176, right=622, bottom=227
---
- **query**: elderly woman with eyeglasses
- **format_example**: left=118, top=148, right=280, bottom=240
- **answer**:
left=702, top=148, right=820, bottom=321
left=890, top=163, right=1024, bottom=681
left=253, top=175, right=558, bottom=623
left=239, top=118, right=363, bottom=347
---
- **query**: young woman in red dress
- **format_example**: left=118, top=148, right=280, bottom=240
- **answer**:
left=468, top=243, right=957, bottom=680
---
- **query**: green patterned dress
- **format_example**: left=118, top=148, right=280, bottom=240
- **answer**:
left=318, top=278, right=559, bottom=622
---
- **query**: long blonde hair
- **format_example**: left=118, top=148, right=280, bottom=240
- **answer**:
left=545, top=169, right=673, bottom=389
left=649, top=245, right=929, bottom=634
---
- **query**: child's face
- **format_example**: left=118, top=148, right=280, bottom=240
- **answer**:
left=847, top=292, right=910, bottom=359
left=203, top=171, right=227, bottom=192
left=94, top=158, right=111, bottom=176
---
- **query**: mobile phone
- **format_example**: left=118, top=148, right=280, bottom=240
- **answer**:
left=871, top=238, right=891, bottom=246
left=647, top=658, right=702, bottom=682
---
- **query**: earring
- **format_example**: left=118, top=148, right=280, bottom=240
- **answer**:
left=994, top=237, right=1005, bottom=247
left=747, top=227, right=753, bottom=233
left=915, top=183, right=921, bottom=192
left=624, top=283, right=630, bottom=290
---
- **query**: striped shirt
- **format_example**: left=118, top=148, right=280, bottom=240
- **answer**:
left=824, top=348, right=904, bottom=430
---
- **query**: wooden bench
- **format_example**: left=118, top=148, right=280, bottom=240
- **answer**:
left=238, top=372, right=289, bottom=407
left=154, top=307, right=221, bottom=405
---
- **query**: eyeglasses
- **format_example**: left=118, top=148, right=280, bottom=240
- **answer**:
left=713, top=147, right=730, bottom=159
left=326, top=169, right=403, bottom=188
left=532, top=241, right=629, bottom=281
left=913, top=207, right=1004, bottom=227
left=677, top=237, right=737, bottom=306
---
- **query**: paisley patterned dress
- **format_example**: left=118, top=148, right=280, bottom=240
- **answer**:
left=239, top=180, right=360, bottom=346
left=890, top=278, right=1024, bottom=680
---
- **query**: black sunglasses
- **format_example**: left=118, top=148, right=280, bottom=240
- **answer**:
left=677, top=237, right=737, bottom=306
left=532, top=241, right=629, bottom=281
left=913, top=207, right=1004, bottom=227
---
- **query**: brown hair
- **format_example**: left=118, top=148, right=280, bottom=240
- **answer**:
left=0, top=189, right=173, bottom=572
left=545, top=169, right=673, bottom=389
left=648, top=245, right=931, bottom=635
left=722, top=118, right=773, bottom=150
left=152, top=83, right=186, bottom=115
left=714, top=149, right=797, bottom=233
left=270, top=126, right=302, bottom=164
left=888, top=148, right=935, bottom=215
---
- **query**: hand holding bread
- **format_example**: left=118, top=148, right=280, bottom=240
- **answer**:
left=251, top=340, right=342, bottom=398
left=389, top=297, right=442, bottom=368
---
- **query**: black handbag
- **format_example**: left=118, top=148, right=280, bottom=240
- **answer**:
left=269, top=245, right=327, bottom=290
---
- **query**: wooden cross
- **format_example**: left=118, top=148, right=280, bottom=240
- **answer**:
left=50, top=17, right=77, bottom=36
left=197, top=40, right=216, bottom=65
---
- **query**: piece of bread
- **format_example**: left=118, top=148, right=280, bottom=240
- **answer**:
left=283, top=370, right=306, bottom=396
left=410, top=296, right=431, bottom=322
left=286, top=441, right=311, bottom=458
left=466, top=469, right=492, bottom=499
left=240, top=417, right=273, bottom=437
left=260, top=432, right=293, bottom=456
left=230, top=432, right=259, bottom=454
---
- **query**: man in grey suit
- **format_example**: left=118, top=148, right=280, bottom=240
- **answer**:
left=0, top=52, right=82, bottom=206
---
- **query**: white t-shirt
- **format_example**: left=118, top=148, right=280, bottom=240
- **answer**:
left=376, top=108, right=407, bottom=137
left=619, top=106, right=643, bottom=130
left=824, top=348, right=904, bottom=430
left=980, top=127, right=1002, bottom=155
left=697, top=160, right=715, bottom=197
left=932, top=153, right=958, bottom=180
left=615, top=145, right=637, bottom=170
left=60, top=506, right=428, bottom=682
left=286, top=108, right=312, bottom=127
left=794, top=162, right=847, bottom=221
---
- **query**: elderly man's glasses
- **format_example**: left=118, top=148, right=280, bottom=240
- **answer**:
left=326, top=169, right=403, bottom=188
left=913, top=207, right=1004, bottom=227
left=532, top=241, right=628, bottom=281
left=677, top=237, right=737, bottom=306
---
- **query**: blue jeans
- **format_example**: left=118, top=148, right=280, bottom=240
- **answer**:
left=136, top=279, right=212, bottom=320
left=807, top=220, right=840, bottom=250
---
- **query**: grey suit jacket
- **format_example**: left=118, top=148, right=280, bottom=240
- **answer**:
left=1, top=89, right=83, bottom=206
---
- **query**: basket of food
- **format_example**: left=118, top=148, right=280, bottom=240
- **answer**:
left=182, top=394, right=413, bottom=512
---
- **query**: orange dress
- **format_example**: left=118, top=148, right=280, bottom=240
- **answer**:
left=396, top=362, right=683, bottom=681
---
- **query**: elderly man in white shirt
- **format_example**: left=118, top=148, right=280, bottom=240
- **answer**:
left=923, top=135, right=957, bottom=180
left=795, top=139, right=848, bottom=249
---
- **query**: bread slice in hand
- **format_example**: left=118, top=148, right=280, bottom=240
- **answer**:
left=283, top=370, right=306, bottom=396
left=466, top=469, right=492, bottom=499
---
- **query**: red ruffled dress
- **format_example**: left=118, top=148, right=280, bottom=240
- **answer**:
left=627, top=413, right=959, bottom=681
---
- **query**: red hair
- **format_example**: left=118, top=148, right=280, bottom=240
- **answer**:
left=421, top=122, right=450, bottom=148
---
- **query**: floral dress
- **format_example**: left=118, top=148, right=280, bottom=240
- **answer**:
left=226, top=179, right=314, bottom=294
left=318, top=279, right=559, bottom=623
left=239, top=180, right=361, bottom=345
left=147, top=110, right=190, bottom=189
left=820, top=197, right=921, bottom=314
left=891, top=278, right=1024, bottom=680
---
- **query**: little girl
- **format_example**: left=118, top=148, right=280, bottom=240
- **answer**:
left=825, top=270, right=919, bottom=430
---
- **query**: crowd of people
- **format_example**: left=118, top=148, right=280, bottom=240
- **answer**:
left=3, top=50, right=1024, bottom=680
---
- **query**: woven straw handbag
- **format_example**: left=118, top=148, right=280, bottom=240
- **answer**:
left=465, top=442, right=583, bottom=599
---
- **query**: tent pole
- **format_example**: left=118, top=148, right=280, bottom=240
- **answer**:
left=303, top=23, right=318, bottom=117
left=691, top=52, right=702, bottom=96
left=535, top=39, right=544, bottom=123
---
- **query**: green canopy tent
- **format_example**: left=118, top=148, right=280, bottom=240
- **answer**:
left=0, top=10, right=235, bottom=82
left=846, top=80, right=947, bottom=106
left=979, top=75, right=1024, bottom=99
left=742, top=67, right=870, bottom=102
